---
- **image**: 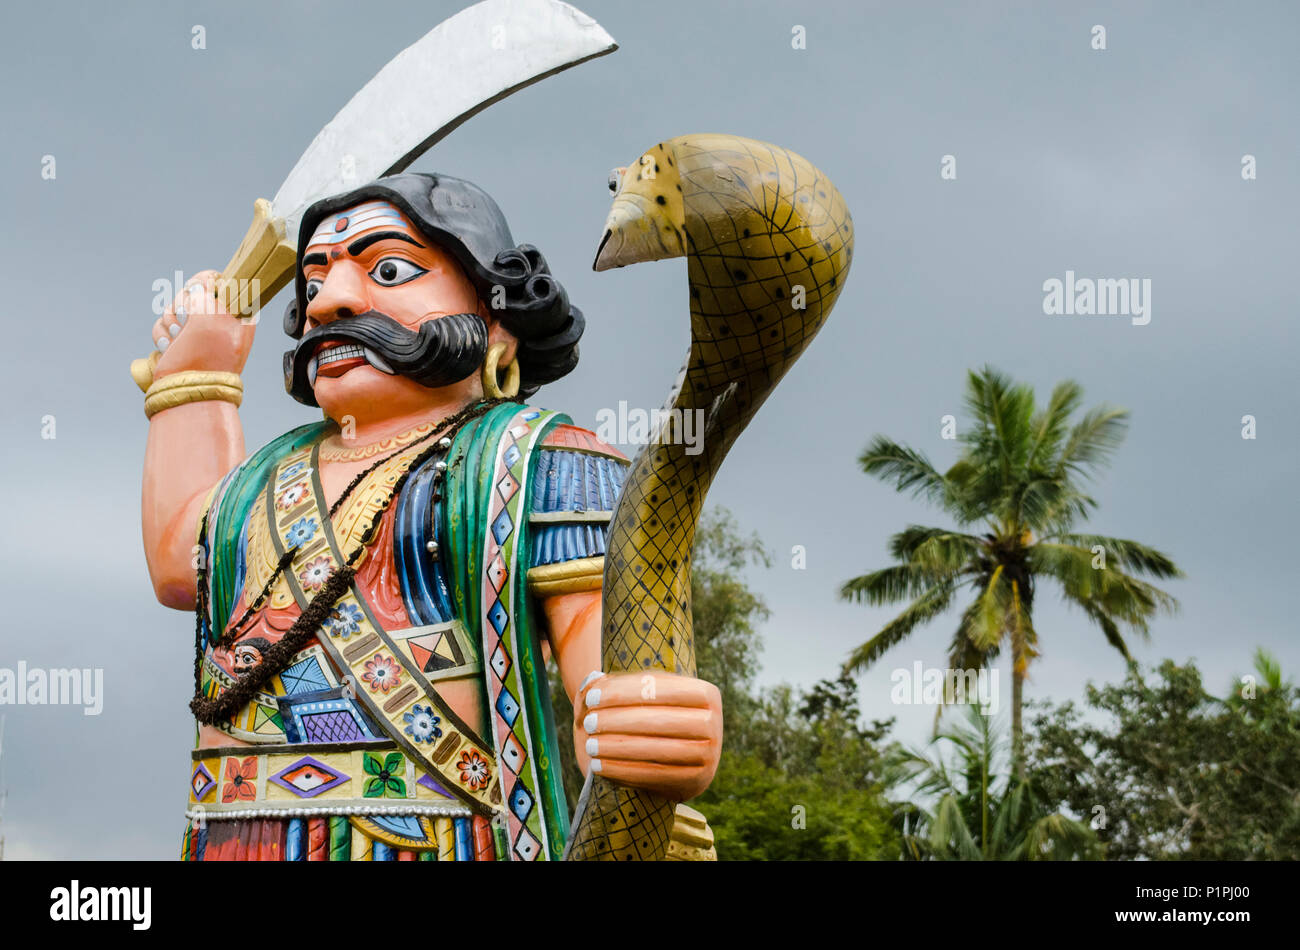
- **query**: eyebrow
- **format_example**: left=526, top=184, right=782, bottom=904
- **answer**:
left=302, top=252, right=328, bottom=267
left=347, top=230, right=425, bottom=255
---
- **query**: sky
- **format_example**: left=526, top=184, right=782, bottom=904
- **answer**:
left=0, top=0, right=1296, bottom=858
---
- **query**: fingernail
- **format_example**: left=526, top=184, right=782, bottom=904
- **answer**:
left=169, top=324, right=181, bottom=337
left=590, top=758, right=602, bottom=774
left=583, top=712, right=597, bottom=734
left=176, top=310, right=188, bottom=326
left=586, top=737, right=599, bottom=756
left=586, top=688, right=601, bottom=708
left=157, top=337, right=169, bottom=352
left=579, top=670, right=602, bottom=690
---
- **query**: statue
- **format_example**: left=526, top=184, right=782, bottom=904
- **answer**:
left=134, top=1, right=851, bottom=862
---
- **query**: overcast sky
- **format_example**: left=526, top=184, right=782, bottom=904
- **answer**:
left=0, top=0, right=1296, bottom=858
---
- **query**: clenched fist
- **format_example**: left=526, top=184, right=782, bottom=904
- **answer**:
left=573, top=670, right=722, bottom=802
left=149, top=270, right=257, bottom=378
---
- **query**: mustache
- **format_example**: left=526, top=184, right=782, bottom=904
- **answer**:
left=283, top=310, right=489, bottom=407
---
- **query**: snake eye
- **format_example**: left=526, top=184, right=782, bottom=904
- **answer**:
left=607, top=167, right=625, bottom=195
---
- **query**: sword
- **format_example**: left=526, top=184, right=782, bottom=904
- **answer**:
left=130, top=0, right=616, bottom=391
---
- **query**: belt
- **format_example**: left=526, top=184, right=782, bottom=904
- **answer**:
left=187, top=741, right=474, bottom=821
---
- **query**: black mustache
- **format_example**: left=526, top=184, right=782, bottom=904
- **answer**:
left=283, top=311, right=489, bottom=407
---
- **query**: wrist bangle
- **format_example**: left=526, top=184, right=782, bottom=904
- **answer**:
left=144, top=371, right=243, bottom=420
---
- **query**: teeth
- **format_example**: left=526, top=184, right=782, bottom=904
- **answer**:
left=307, top=355, right=318, bottom=387
left=363, top=346, right=395, bottom=374
left=318, top=343, right=365, bottom=365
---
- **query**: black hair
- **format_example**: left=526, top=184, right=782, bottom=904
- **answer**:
left=285, top=172, right=583, bottom=398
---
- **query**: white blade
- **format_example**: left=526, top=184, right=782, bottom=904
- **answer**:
left=272, top=0, right=616, bottom=230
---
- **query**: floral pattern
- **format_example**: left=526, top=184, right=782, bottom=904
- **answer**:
left=284, top=516, right=318, bottom=547
left=298, top=556, right=332, bottom=592
left=221, top=756, right=258, bottom=803
left=403, top=704, right=443, bottom=744
left=458, top=750, right=491, bottom=791
left=323, top=602, right=363, bottom=639
left=362, top=653, right=402, bottom=694
left=362, top=751, right=407, bottom=799
left=276, top=481, right=309, bottom=511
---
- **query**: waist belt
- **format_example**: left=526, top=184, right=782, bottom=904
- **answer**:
left=187, top=742, right=473, bottom=821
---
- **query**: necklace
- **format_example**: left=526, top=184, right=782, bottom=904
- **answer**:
left=319, top=418, right=444, bottom=461
left=190, top=397, right=512, bottom=725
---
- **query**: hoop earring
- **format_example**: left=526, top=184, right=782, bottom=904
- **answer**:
left=482, top=342, right=521, bottom=399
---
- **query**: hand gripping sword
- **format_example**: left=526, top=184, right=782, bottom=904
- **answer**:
left=130, top=0, right=616, bottom=391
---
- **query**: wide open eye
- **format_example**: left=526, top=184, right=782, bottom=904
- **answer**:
left=369, top=257, right=427, bottom=287
left=607, top=167, right=624, bottom=195
left=305, top=278, right=323, bottom=301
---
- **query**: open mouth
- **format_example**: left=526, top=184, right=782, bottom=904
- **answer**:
left=307, top=341, right=395, bottom=385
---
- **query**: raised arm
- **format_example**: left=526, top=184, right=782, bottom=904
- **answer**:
left=139, top=270, right=256, bottom=609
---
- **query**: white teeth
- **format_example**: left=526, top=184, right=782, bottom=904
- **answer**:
left=307, top=356, right=318, bottom=387
left=363, top=346, right=395, bottom=374
left=318, top=343, right=365, bottom=365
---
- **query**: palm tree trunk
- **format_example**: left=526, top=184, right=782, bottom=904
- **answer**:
left=1011, top=639, right=1025, bottom=780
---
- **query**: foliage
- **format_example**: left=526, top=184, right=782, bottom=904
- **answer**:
left=888, top=704, right=1100, bottom=860
left=1027, top=653, right=1300, bottom=860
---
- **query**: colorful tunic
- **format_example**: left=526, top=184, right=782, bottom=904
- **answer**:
left=181, top=403, right=627, bottom=861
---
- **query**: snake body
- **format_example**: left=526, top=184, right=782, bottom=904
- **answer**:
left=563, top=134, right=854, bottom=860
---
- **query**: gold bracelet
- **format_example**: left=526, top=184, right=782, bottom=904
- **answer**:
left=144, top=371, right=243, bottom=420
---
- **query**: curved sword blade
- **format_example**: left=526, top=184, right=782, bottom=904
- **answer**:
left=272, top=0, right=616, bottom=231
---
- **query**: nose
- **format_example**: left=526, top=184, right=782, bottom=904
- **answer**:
left=305, top=259, right=370, bottom=328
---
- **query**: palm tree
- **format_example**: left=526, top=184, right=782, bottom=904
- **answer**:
left=841, top=366, right=1182, bottom=774
left=889, top=705, right=1100, bottom=860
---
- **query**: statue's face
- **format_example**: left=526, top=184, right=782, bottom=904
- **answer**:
left=298, top=199, right=501, bottom=423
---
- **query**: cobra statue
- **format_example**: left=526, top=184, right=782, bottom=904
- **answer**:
left=564, top=134, right=854, bottom=860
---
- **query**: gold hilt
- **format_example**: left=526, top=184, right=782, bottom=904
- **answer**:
left=130, top=198, right=297, bottom=392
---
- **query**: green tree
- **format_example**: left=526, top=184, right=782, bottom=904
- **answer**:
left=888, top=704, right=1099, bottom=860
left=840, top=366, right=1182, bottom=774
left=1028, top=654, right=1300, bottom=860
left=696, top=677, right=898, bottom=860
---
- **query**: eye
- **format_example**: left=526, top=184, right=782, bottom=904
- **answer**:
left=305, top=278, right=322, bottom=301
left=607, top=167, right=624, bottom=195
left=369, top=257, right=426, bottom=286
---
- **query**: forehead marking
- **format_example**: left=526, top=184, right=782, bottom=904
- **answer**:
left=309, top=200, right=406, bottom=247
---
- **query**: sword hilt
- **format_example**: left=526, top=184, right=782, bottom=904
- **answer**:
left=130, top=198, right=296, bottom=392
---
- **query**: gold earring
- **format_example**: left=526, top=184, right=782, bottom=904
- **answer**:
left=482, top=341, right=521, bottom=399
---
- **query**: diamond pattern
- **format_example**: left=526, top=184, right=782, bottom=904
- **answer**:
left=491, top=509, right=514, bottom=545
left=509, top=779, right=534, bottom=822
left=486, top=599, right=508, bottom=635
left=513, top=825, right=541, bottom=861
left=269, top=756, right=348, bottom=798
left=489, top=643, right=511, bottom=679
left=190, top=763, right=215, bottom=801
left=495, top=688, right=520, bottom=727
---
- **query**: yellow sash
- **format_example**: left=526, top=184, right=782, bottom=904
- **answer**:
left=265, top=442, right=501, bottom=816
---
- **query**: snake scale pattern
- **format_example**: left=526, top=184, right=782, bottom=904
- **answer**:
left=563, top=134, right=854, bottom=860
